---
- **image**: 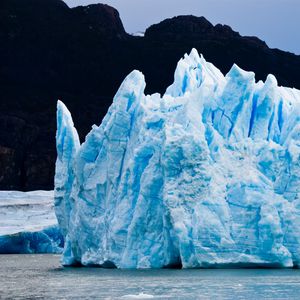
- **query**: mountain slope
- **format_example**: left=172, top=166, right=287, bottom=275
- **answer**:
left=1, top=0, right=300, bottom=190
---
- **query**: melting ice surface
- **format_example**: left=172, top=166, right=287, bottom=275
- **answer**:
left=55, top=49, right=300, bottom=268
left=0, top=191, right=63, bottom=253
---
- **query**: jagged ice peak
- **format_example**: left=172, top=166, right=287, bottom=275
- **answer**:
left=55, top=49, right=300, bottom=268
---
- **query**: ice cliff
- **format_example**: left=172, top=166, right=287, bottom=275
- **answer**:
left=0, top=191, right=63, bottom=253
left=55, top=49, right=300, bottom=268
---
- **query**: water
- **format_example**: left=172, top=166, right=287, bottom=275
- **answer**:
left=1, top=255, right=300, bottom=299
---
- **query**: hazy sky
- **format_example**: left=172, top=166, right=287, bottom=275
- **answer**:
left=64, top=0, right=300, bottom=55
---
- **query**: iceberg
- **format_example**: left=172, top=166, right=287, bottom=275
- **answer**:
left=0, top=191, right=63, bottom=254
left=55, top=49, right=300, bottom=268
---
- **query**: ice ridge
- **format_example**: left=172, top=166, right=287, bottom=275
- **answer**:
left=55, top=49, right=300, bottom=268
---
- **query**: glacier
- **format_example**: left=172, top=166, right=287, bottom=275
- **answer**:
left=55, top=49, right=300, bottom=268
left=0, top=191, right=63, bottom=254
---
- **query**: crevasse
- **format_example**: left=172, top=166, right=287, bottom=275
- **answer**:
left=55, top=49, right=300, bottom=268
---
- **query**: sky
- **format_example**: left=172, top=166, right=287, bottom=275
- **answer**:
left=64, top=0, right=300, bottom=55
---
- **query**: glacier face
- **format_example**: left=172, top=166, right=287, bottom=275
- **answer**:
left=0, top=191, right=63, bottom=254
left=55, top=49, right=300, bottom=268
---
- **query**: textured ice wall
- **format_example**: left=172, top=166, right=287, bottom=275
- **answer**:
left=55, top=49, right=300, bottom=268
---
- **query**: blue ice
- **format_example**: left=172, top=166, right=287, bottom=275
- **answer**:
left=55, top=49, right=300, bottom=268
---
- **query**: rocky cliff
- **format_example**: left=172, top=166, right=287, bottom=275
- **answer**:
left=1, top=0, right=300, bottom=190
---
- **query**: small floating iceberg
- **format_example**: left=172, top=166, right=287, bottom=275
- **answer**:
left=55, top=49, right=300, bottom=268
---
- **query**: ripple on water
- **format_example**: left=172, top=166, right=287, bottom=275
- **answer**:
left=0, top=255, right=300, bottom=299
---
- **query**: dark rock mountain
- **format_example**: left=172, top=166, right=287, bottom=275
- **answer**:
left=0, top=0, right=300, bottom=190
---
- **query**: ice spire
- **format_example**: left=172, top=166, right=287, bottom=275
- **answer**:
left=54, top=100, right=80, bottom=237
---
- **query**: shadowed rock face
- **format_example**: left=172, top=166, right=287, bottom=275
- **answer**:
left=1, top=0, right=300, bottom=190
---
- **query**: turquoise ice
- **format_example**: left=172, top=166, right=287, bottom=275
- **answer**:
left=0, top=191, right=63, bottom=254
left=55, top=49, right=300, bottom=268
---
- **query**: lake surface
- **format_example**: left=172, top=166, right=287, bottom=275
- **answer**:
left=1, top=255, right=300, bottom=299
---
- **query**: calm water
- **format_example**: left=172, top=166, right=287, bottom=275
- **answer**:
left=1, top=255, right=300, bottom=299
